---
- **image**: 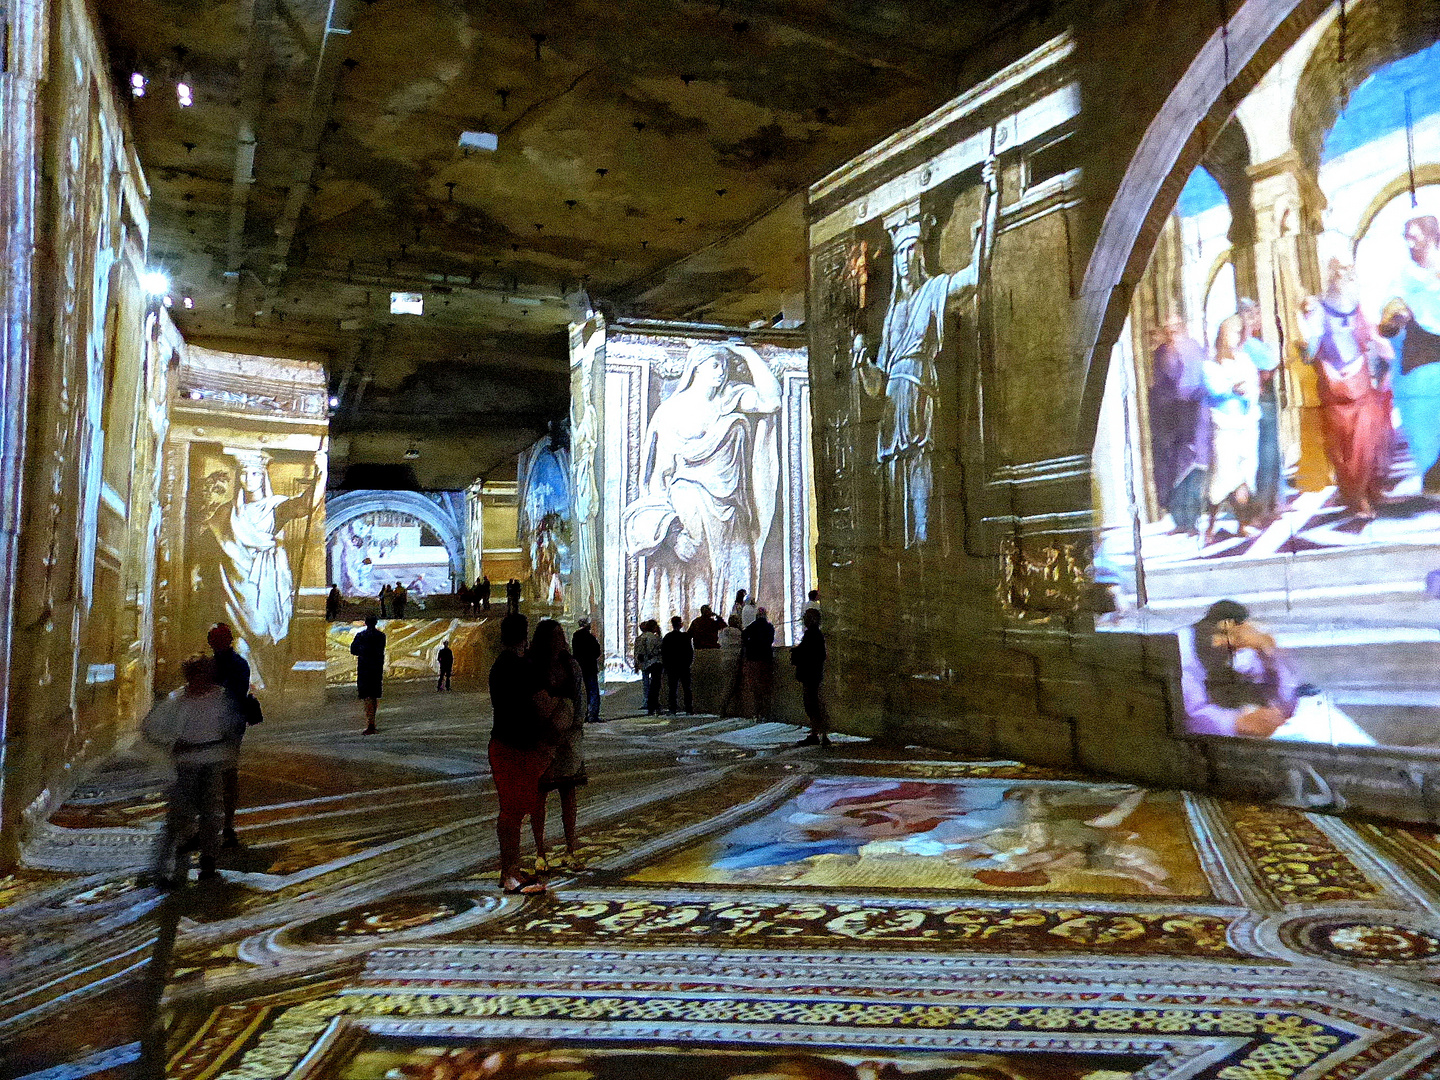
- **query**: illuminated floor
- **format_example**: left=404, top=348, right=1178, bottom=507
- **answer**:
left=4, top=688, right=1440, bottom=1079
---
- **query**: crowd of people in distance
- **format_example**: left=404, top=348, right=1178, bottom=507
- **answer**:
left=1149, top=215, right=1440, bottom=544
left=142, top=585, right=830, bottom=892
left=633, top=588, right=830, bottom=748
left=323, top=573, right=528, bottom=622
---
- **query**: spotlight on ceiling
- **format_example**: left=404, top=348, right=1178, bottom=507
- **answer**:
left=176, top=81, right=193, bottom=107
left=182, top=296, right=194, bottom=309
left=390, top=291, right=423, bottom=315
left=141, top=270, right=170, bottom=296
left=458, top=131, right=498, bottom=153
left=327, top=395, right=340, bottom=409
left=130, top=72, right=147, bottom=98
left=404, top=443, right=421, bottom=459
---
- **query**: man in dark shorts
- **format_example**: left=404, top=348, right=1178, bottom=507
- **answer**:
left=350, top=614, right=386, bottom=734
left=437, top=640, right=454, bottom=691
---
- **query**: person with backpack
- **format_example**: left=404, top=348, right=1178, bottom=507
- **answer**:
left=142, top=654, right=244, bottom=886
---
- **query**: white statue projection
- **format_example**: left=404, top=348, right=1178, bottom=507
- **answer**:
left=854, top=162, right=996, bottom=548
left=569, top=320, right=604, bottom=620
left=200, top=447, right=318, bottom=687
left=622, top=342, right=783, bottom=623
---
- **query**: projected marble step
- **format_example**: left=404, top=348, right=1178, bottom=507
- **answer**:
left=1276, top=631, right=1440, bottom=687
left=1135, top=542, right=1440, bottom=604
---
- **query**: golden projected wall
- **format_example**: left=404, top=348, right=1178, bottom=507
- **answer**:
left=0, top=0, right=166, bottom=861
left=155, top=347, right=328, bottom=706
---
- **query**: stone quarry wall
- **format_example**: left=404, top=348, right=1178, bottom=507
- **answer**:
left=0, top=0, right=166, bottom=862
left=808, top=0, right=1440, bottom=821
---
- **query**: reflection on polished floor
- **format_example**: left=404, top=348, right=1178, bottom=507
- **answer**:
left=5, top=691, right=1440, bottom=1080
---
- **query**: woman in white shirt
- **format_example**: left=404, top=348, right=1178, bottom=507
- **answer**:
left=142, top=655, right=243, bottom=886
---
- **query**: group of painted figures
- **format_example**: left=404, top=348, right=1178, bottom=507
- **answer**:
left=1150, top=214, right=1440, bottom=542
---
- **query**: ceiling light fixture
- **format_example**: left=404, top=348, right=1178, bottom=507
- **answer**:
left=130, top=72, right=147, bottom=98
left=404, top=443, right=421, bottom=459
left=141, top=270, right=170, bottom=295
left=176, top=81, right=193, bottom=107
left=182, top=296, right=194, bottom=309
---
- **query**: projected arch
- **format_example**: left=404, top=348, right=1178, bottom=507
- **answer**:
left=325, top=491, right=466, bottom=598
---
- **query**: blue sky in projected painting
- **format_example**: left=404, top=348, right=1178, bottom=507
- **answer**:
left=1176, top=39, right=1440, bottom=217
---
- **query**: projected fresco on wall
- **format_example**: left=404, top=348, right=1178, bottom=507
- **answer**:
left=325, top=491, right=466, bottom=599
left=1092, top=22, right=1440, bottom=750
left=598, top=329, right=813, bottom=670
left=156, top=347, right=328, bottom=699
left=517, top=435, right=572, bottom=606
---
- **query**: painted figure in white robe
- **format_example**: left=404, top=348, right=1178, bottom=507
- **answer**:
left=622, top=343, right=782, bottom=622
left=202, top=449, right=317, bottom=688
left=570, top=343, right=602, bottom=618
left=855, top=162, right=996, bottom=548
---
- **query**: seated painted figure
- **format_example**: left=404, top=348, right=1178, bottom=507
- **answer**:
left=1178, top=600, right=1374, bottom=746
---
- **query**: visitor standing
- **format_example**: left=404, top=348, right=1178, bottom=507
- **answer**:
left=437, top=640, right=453, bottom=691
left=688, top=604, right=723, bottom=649
left=532, top=619, right=588, bottom=872
left=142, top=655, right=243, bottom=886
left=506, top=577, right=522, bottom=614
left=457, top=582, right=471, bottom=616
left=741, top=607, right=776, bottom=720
left=730, top=589, right=747, bottom=628
left=378, top=583, right=392, bottom=618
left=488, top=613, right=548, bottom=894
left=741, top=594, right=759, bottom=629
left=803, top=589, right=821, bottom=620
left=350, top=614, right=386, bottom=734
left=662, top=616, right=694, bottom=715
left=634, top=619, right=664, bottom=715
left=393, top=581, right=408, bottom=619
left=571, top=617, right=602, bottom=725
left=791, top=607, right=831, bottom=747
left=208, top=623, right=254, bottom=849
left=325, top=584, right=341, bottom=621
left=478, top=575, right=491, bottom=612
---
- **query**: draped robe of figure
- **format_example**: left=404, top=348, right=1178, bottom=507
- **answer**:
left=1148, top=336, right=1211, bottom=530
left=207, top=483, right=303, bottom=688
left=874, top=271, right=965, bottom=547
left=1202, top=350, right=1260, bottom=506
left=1388, top=260, right=1440, bottom=482
left=1300, top=301, right=1393, bottom=512
left=623, top=353, right=779, bottom=624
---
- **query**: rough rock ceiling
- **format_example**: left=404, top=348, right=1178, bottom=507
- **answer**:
left=100, top=0, right=1044, bottom=488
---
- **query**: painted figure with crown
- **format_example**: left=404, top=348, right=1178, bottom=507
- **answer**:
left=855, top=160, right=997, bottom=548
left=200, top=447, right=319, bottom=688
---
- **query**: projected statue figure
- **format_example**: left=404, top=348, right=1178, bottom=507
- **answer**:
left=856, top=162, right=996, bottom=548
left=571, top=345, right=602, bottom=617
left=201, top=448, right=318, bottom=688
left=623, top=342, right=782, bottom=621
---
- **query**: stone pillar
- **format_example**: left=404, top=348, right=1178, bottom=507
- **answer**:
left=1247, top=157, right=1328, bottom=492
left=0, top=0, right=47, bottom=862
